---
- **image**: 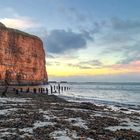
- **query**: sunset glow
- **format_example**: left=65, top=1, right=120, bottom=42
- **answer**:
left=46, top=63, right=138, bottom=77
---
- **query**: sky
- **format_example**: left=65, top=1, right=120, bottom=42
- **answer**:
left=0, top=0, right=140, bottom=82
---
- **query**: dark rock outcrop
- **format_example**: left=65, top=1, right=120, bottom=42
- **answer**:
left=0, top=22, right=48, bottom=84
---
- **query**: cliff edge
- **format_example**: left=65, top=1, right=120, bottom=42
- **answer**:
left=0, top=23, right=48, bottom=85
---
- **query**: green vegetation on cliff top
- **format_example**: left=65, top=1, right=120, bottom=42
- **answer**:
left=0, top=22, right=41, bottom=41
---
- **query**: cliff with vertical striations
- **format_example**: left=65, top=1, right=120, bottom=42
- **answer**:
left=0, top=22, right=48, bottom=85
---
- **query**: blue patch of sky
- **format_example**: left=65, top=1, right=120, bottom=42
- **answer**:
left=1, top=0, right=140, bottom=31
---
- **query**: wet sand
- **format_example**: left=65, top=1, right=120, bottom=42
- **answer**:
left=0, top=92, right=140, bottom=140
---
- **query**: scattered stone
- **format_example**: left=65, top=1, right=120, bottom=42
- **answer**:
left=0, top=93, right=139, bottom=140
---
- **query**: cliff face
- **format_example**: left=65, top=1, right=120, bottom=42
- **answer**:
left=0, top=23, right=48, bottom=84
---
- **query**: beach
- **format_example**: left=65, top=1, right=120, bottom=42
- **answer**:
left=0, top=91, right=140, bottom=140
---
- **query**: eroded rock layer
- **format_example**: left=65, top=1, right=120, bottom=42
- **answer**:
left=0, top=23, right=48, bottom=84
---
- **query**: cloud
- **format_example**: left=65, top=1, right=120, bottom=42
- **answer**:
left=68, top=59, right=103, bottom=69
left=46, top=53, right=55, bottom=59
left=44, top=29, right=93, bottom=54
left=58, top=6, right=103, bottom=33
left=0, top=17, right=40, bottom=29
left=97, top=18, right=140, bottom=47
left=58, top=6, right=89, bottom=23
left=93, top=17, right=140, bottom=67
left=111, top=17, right=140, bottom=33
left=111, top=60, right=140, bottom=73
left=0, top=7, right=40, bottom=29
left=101, top=40, right=140, bottom=65
left=116, top=42, right=140, bottom=64
left=49, top=73, right=140, bottom=82
left=68, top=64, right=93, bottom=69
left=80, top=60, right=103, bottom=66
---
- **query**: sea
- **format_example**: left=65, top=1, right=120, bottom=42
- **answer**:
left=52, top=82, right=140, bottom=110
left=10, top=82, right=140, bottom=110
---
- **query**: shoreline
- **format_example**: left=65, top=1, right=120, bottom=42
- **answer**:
left=58, top=93, right=140, bottom=106
left=0, top=92, right=140, bottom=140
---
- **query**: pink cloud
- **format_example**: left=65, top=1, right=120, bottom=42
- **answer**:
left=111, top=60, right=140, bottom=72
left=0, top=17, right=40, bottom=29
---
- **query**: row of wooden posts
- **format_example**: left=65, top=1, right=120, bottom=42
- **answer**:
left=13, top=84, right=70, bottom=94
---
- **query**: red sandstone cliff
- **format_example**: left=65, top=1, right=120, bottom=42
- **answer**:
left=0, top=23, right=48, bottom=84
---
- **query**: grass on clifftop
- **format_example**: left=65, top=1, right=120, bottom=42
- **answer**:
left=9, top=28, right=41, bottom=40
left=0, top=22, right=41, bottom=40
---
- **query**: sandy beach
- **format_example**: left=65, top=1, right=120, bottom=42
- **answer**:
left=0, top=91, right=140, bottom=140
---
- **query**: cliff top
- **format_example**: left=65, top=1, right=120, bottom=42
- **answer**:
left=0, top=22, right=6, bottom=27
left=0, top=22, right=41, bottom=41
